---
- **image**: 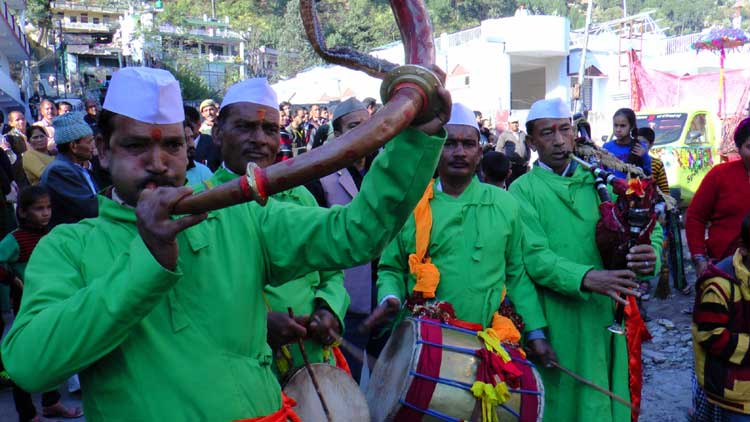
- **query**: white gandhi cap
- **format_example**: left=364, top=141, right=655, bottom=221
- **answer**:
left=446, top=102, right=480, bottom=136
left=103, top=67, right=185, bottom=125
left=220, top=78, right=278, bottom=111
left=526, top=98, right=572, bottom=122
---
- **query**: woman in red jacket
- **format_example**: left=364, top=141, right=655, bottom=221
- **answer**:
left=687, top=117, right=750, bottom=280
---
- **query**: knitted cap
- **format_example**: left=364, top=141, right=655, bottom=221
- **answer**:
left=53, top=112, right=93, bottom=145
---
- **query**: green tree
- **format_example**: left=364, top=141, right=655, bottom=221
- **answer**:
left=165, top=62, right=215, bottom=101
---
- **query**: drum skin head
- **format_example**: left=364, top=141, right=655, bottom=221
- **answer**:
left=283, top=364, right=370, bottom=421
left=366, top=319, right=417, bottom=421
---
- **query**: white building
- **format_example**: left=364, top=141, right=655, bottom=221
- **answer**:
left=0, top=0, right=31, bottom=117
left=273, top=12, right=749, bottom=140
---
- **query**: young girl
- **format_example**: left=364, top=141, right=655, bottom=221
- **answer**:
left=0, top=186, right=83, bottom=422
left=603, top=107, right=652, bottom=178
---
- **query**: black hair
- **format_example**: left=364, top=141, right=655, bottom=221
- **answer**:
left=57, top=142, right=72, bottom=154
left=279, top=101, right=291, bottom=111
left=183, top=105, right=201, bottom=125
left=526, top=120, right=536, bottom=136
left=613, top=108, right=638, bottom=141
left=742, top=212, right=750, bottom=249
left=216, top=103, right=239, bottom=131
left=734, top=117, right=750, bottom=150
left=58, top=101, right=73, bottom=109
left=637, top=127, right=655, bottom=146
left=97, top=109, right=116, bottom=146
left=474, top=110, right=482, bottom=119
left=28, top=125, right=47, bottom=139
left=481, top=151, right=511, bottom=183
left=292, top=106, right=305, bottom=116
left=183, top=120, right=192, bottom=129
left=16, top=185, right=49, bottom=225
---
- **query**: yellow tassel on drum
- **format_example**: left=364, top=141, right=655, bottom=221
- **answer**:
left=470, top=381, right=510, bottom=422
left=477, top=329, right=511, bottom=363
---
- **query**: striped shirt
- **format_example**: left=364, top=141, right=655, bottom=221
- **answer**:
left=651, top=157, right=669, bottom=195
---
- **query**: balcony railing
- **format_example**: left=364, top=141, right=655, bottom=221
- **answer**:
left=159, top=24, right=242, bottom=40
left=51, top=1, right=130, bottom=14
left=62, top=20, right=117, bottom=32
left=1, top=1, right=30, bottom=59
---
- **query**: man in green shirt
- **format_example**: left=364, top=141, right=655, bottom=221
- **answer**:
left=367, top=102, right=555, bottom=361
left=203, top=78, right=349, bottom=379
left=509, top=98, right=660, bottom=422
left=1, top=67, right=450, bottom=421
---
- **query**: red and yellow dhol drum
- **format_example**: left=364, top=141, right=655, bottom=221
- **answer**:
left=366, top=318, right=544, bottom=422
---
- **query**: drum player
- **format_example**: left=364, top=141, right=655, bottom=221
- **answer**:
left=365, top=102, right=557, bottom=365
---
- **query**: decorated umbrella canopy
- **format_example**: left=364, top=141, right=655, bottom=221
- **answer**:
left=692, top=28, right=750, bottom=118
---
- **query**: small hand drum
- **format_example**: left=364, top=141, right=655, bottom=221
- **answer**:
left=366, top=318, right=544, bottom=422
left=282, top=363, right=370, bottom=421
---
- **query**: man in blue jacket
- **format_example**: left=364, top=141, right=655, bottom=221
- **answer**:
left=40, top=112, right=98, bottom=227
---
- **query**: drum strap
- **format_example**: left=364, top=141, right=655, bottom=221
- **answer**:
left=409, top=179, right=440, bottom=298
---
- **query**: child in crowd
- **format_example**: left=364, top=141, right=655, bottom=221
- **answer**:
left=693, top=212, right=750, bottom=421
left=0, top=186, right=83, bottom=422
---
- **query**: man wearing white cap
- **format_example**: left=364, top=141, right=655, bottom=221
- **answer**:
left=201, top=77, right=349, bottom=381
left=509, top=98, right=661, bottom=422
left=368, top=102, right=554, bottom=362
left=1, top=67, right=450, bottom=421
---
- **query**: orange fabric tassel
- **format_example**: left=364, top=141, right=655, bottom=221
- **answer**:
left=332, top=346, right=351, bottom=376
left=410, top=180, right=441, bottom=298
left=234, top=393, right=301, bottom=422
left=491, top=312, right=521, bottom=344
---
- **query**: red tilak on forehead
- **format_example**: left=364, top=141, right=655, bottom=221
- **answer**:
left=550, top=124, right=558, bottom=132
left=150, top=128, right=162, bottom=142
left=257, top=109, right=266, bottom=120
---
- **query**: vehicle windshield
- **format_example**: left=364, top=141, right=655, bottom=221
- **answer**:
left=636, top=113, right=688, bottom=146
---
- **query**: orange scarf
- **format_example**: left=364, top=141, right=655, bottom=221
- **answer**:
left=410, top=180, right=520, bottom=343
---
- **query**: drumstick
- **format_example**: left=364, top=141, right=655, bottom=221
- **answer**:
left=551, top=361, right=637, bottom=412
left=328, top=330, right=378, bottom=370
left=288, top=307, right=333, bottom=422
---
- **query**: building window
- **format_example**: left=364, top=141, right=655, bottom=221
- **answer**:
left=81, top=13, right=88, bottom=23
left=56, top=12, right=64, bottom=21
left=93, top=17, right=100, bottom=24
left=69, top=15, right=77, bottom=23
left=103, top=16, right=110, bottom=24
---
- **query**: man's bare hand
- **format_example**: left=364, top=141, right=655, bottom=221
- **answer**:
left=308, top=308, right=341, bottom=346
left=361, top=297, right=400, bottom=333
left=136, top=186, right=207, bottom=271
left=526, top=338, right=558, bottom=369
left=267, top=312, right=309, bottom=350
left=627, top=244, right=657, bottom=275
left=582, top=270, right=639, bottom=305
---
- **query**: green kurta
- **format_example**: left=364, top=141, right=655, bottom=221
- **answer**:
left=377, top=177, right=546, bottom=330
left=202, top=168, right=350, bottom=378
left=0, top=232, right=23, bottom=277
left=1, top=127, right=445, bottom=421
left=509, top=164, right=662, bottom=422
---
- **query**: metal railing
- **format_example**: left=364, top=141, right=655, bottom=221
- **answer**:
left=51, top=1, right=130, bottom=14
left=1, top=1, right=30, bottom=58
left=159, top=24, right=242, bottom=40
left=661, top=33, right=702, bottom=56
left=62, top=20, right=117, bottom=32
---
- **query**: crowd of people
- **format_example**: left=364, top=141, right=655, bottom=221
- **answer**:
left=0, top=65, right=746, bottom=422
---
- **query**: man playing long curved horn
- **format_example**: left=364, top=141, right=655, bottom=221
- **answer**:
left=1, top=67, right=450, bottom=421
